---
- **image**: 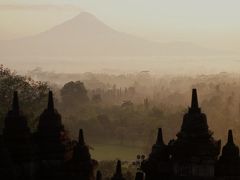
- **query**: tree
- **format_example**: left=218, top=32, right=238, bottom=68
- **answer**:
left=60, top=81, right=89, bottom=107
left=92, top=94, right=102, bottom=103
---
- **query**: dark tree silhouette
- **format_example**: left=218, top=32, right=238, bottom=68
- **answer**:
left=60, top=81, right=89, bottom=107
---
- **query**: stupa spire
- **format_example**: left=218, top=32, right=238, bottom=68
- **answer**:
left=79, top=129, right=85, bottom=145
left=156, top=128, right=164, bottom=145
left=227, top=129, right=234, bottom=144
left=191, top=89, right=199, bottom=109
left=111, top=160, right=125, bottom=180
left=12, top=91, right=19, bottom=114
left=219, top=129, right=239, bottom=163
left=116, top=160, right=122, bottom=175
left=189, top=88, right=201, bottom=113
left=47, top=91, right=54, bottom=111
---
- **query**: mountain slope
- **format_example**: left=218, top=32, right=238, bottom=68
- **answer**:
left=0, top=12, right=224, bottom=57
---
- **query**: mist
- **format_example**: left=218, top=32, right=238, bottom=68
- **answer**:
left=1, top=2, right=240, bottom=179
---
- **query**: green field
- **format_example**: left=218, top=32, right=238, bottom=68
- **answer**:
left=90, top=144, right=144, bottom=161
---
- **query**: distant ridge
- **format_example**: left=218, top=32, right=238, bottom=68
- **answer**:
left=0, top=12, right=226, bottom=57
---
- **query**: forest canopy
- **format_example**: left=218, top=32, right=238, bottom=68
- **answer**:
left=1, top=65, right=240, bottom=157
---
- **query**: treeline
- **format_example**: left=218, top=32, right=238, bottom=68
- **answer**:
left=2, top=65, right=240, bottom=154
left=29, top=69, right=240, bottom=150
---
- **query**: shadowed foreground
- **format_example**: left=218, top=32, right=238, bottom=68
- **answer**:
left=1, top=89, right=240, bottom=180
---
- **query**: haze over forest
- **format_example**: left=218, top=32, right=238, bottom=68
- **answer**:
left=1, top=0, right=240, bottom=165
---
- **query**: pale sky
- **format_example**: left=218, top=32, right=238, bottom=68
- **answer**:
left=1, top=0, right=240, bottom=51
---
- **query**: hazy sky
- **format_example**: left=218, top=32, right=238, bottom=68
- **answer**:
left=1, top=0, right=240, bottom=51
